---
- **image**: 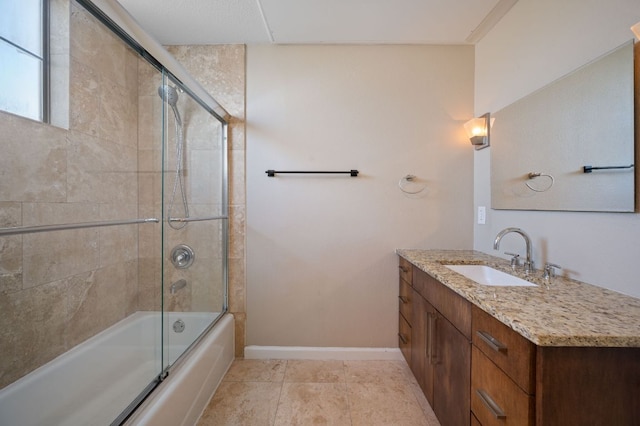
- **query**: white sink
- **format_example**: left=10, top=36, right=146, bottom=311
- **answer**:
left=444, top=264, right=536, bottom=287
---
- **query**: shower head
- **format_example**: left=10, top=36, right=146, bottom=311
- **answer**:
left=158, top=84, right=182, bottom=126
left=158, top=84, right=179, bottom=107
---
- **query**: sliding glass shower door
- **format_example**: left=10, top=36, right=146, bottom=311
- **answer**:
left=159, top=71, right=228, bottom=373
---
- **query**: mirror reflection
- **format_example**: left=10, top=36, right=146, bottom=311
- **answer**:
left=491, top=41, right=636, bottom=212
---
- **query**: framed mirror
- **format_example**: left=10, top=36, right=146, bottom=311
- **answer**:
left=491, top=41, right=636, bottom=212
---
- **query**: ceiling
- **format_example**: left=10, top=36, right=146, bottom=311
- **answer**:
left=117, top=0, right=518, bottom=45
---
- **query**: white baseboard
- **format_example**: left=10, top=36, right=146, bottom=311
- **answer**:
left=244, top=346, right=403, bottom=361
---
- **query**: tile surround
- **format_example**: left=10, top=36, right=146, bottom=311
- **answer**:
left=166, top=45, right=247, bottom=356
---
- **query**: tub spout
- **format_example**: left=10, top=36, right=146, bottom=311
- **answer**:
left=170, top=279, right=187, bottom=294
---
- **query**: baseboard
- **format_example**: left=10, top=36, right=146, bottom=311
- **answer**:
left=244, top=346, right=403, bottom=361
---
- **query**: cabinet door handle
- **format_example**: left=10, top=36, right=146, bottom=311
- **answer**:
left=398, top=295, right=408, bottom=304
left=426, top=312, right=437, bottom=365
left=398, top=333, right=408, bottom=345
left=398, top=265, right=409, bottom=273
left=476, top=389, right=506, bottom=419
left=425, top=312, right=432, bottom=361
left=476, top=330, right=508, bottom=353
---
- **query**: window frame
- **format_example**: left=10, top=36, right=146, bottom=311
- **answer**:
left=0, top=0, right=50, bottom=122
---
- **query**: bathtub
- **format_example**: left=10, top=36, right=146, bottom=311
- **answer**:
left=0, top=311, right=234, bottom=426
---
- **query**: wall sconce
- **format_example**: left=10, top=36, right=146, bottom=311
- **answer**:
left=632, top=21, right=640, bottom=40
left=464, top=112, right=494, bottom=150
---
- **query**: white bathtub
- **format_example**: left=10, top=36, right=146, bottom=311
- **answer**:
left=0, top=311, right=234, bottom=426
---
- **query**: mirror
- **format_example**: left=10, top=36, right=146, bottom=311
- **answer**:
left=491, top=41, right=635, bottom=212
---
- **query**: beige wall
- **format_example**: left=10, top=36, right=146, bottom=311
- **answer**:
left=474, top=0, right=640, bottom=297
left=246, top=45, right=475, bottom=348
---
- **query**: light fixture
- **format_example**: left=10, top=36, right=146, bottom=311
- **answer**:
left=632, top=21, right=640, bottom=40
left=464, top=112, right=494, bottom=150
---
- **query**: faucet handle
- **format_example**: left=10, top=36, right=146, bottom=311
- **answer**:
left=505, top=252, right=520, bottom=269
left=543, top=263, right=562, bottom=279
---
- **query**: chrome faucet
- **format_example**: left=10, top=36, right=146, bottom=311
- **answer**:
left=493, top=228, right=534, bottom=274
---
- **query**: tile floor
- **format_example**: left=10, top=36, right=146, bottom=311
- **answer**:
left=197, top=359, right=441, bottom=426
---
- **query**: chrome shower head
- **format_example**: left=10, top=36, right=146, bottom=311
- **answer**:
left=158, top=84, right=182, bottom=125
left=158, top=84, right=179, bottom=107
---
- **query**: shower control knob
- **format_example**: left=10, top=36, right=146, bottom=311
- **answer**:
left=171, top=244, right=195, bottom=269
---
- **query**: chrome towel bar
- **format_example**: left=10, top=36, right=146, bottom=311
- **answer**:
left=0, top=217, right=159, bottom=237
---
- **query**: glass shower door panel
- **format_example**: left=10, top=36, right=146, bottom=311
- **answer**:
left=162, top=77, right=227, bottom=371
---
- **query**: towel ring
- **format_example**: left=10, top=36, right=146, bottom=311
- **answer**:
left=398, top=174, right=427, bottom=194
left=526, top=172, right=554, bottom=192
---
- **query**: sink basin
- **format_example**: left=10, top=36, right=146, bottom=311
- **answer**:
left=444, top=264, right=536, bottom=287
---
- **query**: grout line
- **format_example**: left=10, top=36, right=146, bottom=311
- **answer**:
left=271, top=360, right=287, bottom=426
left=342, top=361, right=354, bottom=426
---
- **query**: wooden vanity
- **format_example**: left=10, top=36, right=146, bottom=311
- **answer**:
left=397, top=250, right=640, bottom=426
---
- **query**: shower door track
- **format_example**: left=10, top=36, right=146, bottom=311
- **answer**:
left=0, top=217, right=159, bottom=236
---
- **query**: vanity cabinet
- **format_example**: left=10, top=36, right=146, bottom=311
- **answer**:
left=406, top=264, right=471, bottom=426
left=471, top=305, right=640, bottom=426
left=399, top=250, right=640, bottom=426
left=398, top=255, right=640, bottom=426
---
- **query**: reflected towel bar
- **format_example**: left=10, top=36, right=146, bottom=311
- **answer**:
left=583, top=164, right=634, bottom=173
left=266, top=170, right=359, bottom=177
left=0, top=218, right=159, bottom=237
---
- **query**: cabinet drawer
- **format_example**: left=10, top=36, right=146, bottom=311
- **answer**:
left=399, top=279, right=412, bottom=323
left=398, top=313, right=411, bottom=365
left=472, top=346, right=534, bottom=426
left=472, top=305, right=535, bottom=393
left=398, top=257, right=412, bottom=285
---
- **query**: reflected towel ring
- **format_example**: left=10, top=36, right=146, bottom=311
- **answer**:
left=398, top=174, right=427, bottom=194
left=526, top=172, right=554, bottom=192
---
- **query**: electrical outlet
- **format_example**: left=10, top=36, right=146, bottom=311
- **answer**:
left=477, top=206, right=486, bottom=225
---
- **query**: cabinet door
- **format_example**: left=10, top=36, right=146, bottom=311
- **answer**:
left=411, top=289, right=435, bottom=405
left=433, top=313, right=471, bottom=426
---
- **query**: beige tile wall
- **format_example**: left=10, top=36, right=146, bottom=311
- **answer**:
left=0, top=3, right=243, bottom=391
left=166, top=45, right=246, bottom=357
left=0, top=1, right=146, bottom=388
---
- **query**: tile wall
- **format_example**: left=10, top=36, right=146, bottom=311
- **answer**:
left=165, top=45, right=246, bottom=356
left=0, top=1, right=148, bottom=388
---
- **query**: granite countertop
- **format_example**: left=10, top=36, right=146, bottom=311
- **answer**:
left=396, top=249, right=640, bottom=347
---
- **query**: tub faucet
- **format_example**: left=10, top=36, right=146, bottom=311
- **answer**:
left=493, top=228, right=534, bottom=274
left=170, top=279, right=187, bottom=294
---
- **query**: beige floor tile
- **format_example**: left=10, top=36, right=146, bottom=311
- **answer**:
left=223, top=359, right=287, bottom=382
left=347, top=381, right=430, bottom=426
left=274, top=382, right=351, bottom=426
left=284, top=360, right=346, bottom=383
left=407, top=380, right=441, bottom=425
left=198, top=381, right=282, bottom=426
left=344, top=360, right=413, bottom=384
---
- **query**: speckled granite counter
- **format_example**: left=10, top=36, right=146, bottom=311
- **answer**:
left=396, top=249, right=640, bottom=347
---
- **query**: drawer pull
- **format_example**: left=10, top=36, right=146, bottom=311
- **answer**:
left=398, top=265, right=409, bottom=273
left=476, top=389, right=506, bottom=420
left=398, top=333, right=408, bottom=345
left=398, top=295, right=408, bottom=304
left=476, top=330, right=507, bottom=353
